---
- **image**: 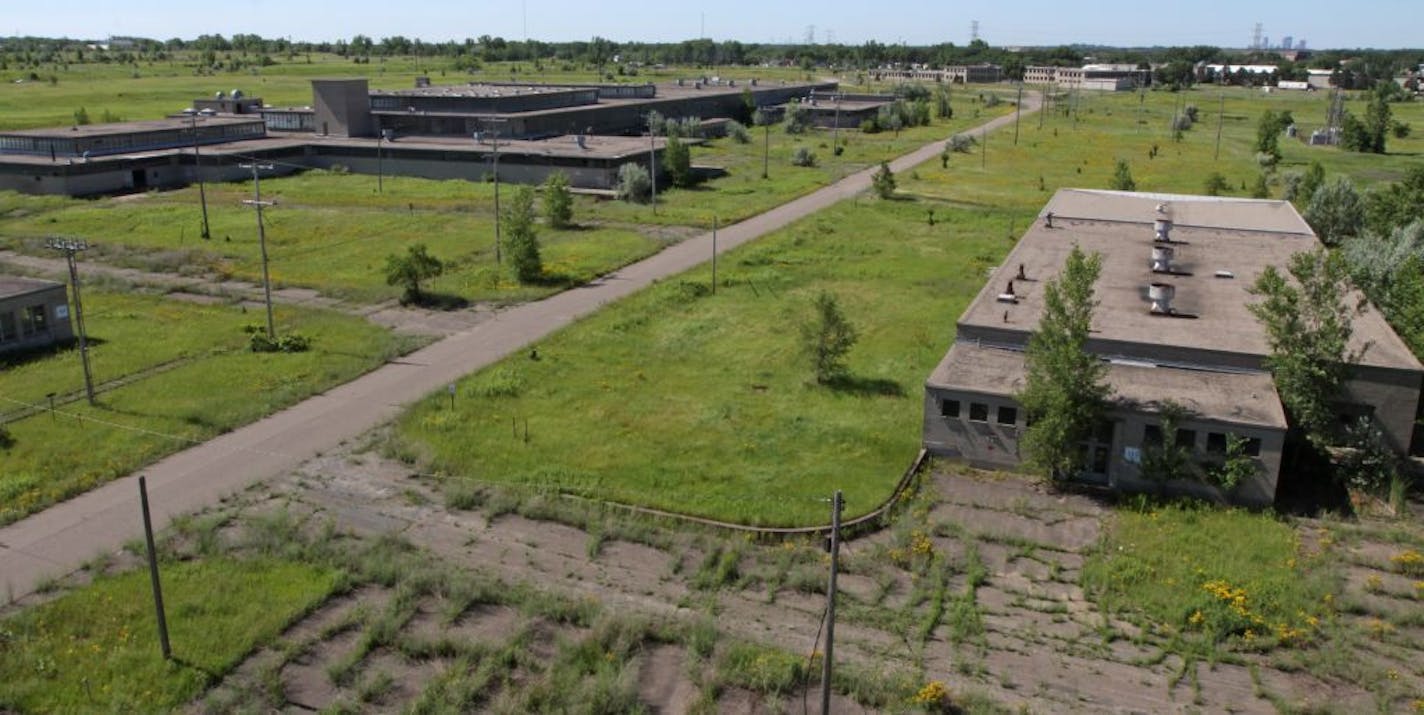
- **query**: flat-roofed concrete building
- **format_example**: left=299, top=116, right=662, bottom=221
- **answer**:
left=923, top=189, right=1423, bottom=505
left=0, top=276, right=73, bottom=355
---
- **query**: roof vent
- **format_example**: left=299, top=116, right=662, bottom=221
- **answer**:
left=1151, top=245, right=1175, bottom=273
left=1148, top=282, right=1175, bottom=314
left=1154, top=218, right=1172, bottom=242
left=1214, top=270, right=1235, bottom=279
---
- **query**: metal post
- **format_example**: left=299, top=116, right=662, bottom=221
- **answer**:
left=188, top=112, right=210, bottom=240
left=1214, top=90, right=1226, bottom=161
left=46, top=237, right=94, bottom=405
left=376, top=134, right=383, bottom=193
left=1013, top=82, right=1023, bottom=145
left=240, top=163, right=277, bottom=340
left=711, top=216, right=718, bottom=295
left=832, top=95, right=841, bottom=157
left=139, top=476, right=172, bottom=660
left=981, top=125, right=986, bottom=169
left=479, top=120, right=508, bottom=265
left=1038, top=86, right=1046, bottom=130
left=762, top=120, right=770, bottom=179
left=820, top=490, right=843, bottom=715
left=647, top=113, right=658, bottom=215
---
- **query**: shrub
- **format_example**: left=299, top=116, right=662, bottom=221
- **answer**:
left=615, top=163, right=651, bottom=203
left=1184, top=104, right=1199, bottom=123
left=505, top=185, right=542, bottom=283
left=662, top=135, right=693, bottom=188
left=859, top=117, right=881, bottom=134
left=1171, top=113, right=1193, bottom=131
left=542, top=172, right=573, bottom=229
left=1110, top=159, right=1136, bottom=192
left=1340, top=416, right=1399, bottom=497
left=784, top=100, right=809, bottom=134
left=249, top=330, right=311, bottom=353
left=948, top=133, right=975, bottom=153
left=790, top=146, right=817, bottom=167
left=871, top=161, right=896, bottom=199
left=725, top=119, right=750, bottom=143
left=73, top=106, right=90, bottom=125
left=383, top=243, right=444, bottom=304
left=1203, top=171, right=1230, bottom=196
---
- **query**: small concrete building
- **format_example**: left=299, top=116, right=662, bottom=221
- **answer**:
left=0, top=277, right=73, bottom=355
left=923, top=190, right=1423, bottom=506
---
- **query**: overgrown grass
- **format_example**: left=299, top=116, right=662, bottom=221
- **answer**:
left=394, top=196, right=1024, bottom=526
left=0, top=292, right=410, bottom=524
left=1082, top=499, right=1337, bottom=650
left=0, top=558, right=341, bottom=712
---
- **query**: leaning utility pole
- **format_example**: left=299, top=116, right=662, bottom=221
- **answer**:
left=820, top=490, right=844, bottom=715
left=46, top=236, right=95, bottom=405
left=185, top=110, right=211, bottom=239
left=1214, top=90, right=1226, bottom=160
left=647, top=112, right=659, bottom=215
left=1013, top=82, right=1023, bottom=145
left=239, top=163, right=276, bottom=340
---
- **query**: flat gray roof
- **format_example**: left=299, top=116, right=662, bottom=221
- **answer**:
left=1, top=116, right=263, bottom=140
left=0, top=276, right=64, bottom=301
left=958, top=189, right=1421, bottom=371
left=372, top=83, right=588, bottom=98
left=927, top=341, right=1288, bottom=429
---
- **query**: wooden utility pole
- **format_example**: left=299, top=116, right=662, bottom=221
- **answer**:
left=711, top=217, right=718, bottom=294
left=1214, top=90, right=1226, bottom=160
left=139, top=476, right=172, bottom=660
left=46, top=237, right=94, bottom=405
left=239, top=163, right=276, bottom=340
left=820, top=490, right=843, bottom=715
left=1013, top=82, right=1023, bottom=145
left=647, top=113, right=658, bottom=215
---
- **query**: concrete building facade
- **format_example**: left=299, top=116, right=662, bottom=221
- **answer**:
left=923, top=190, right=1423, bottom=505
left=0, top=277, right=73, bottom=355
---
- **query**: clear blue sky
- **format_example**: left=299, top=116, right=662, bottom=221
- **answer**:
left=8, top=0, right=1417, bottom=50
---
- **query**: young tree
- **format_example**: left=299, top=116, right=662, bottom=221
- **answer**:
left=1364, top=165, right=1424, bottom=236
left=1203, top=172, right=1229, bottom=196
left=1248, top=248, right=1360, bottom=447
left=1254, top=109, right=1293, bottom=160
left=1296, top=161, right=1326, bottom=208
left=1139, top=400, right=1197, bottom=486
left=800, top=291, right=857, bottom=384
left=663, top=134, right=693, bottom=188
left=1250, top=172, right=1270, bottom=199
left=1110, top=159, right=1136, bottom=191
left=871, top=161, right=896, bottom=199
left=1018, top=245, right=1110, bottom=479
left=542, top=171, right=573, bottom=229
left=505, top=186, right=542, bottom=283
left=784, top=100, right=809, bottom=134
left=615, top=162, right=651, bottom=203
left=384, top=243, right=444, bottom=304
left=1303, top=177, right=1364, bottom=245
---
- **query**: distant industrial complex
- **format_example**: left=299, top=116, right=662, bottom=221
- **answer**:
left=923, top=190, right=1424, bottom=506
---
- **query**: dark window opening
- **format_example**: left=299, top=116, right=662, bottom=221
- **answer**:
left=1143, top=424, right=1164, bottom=447
left=1176, top=429, right=1197, bottom=450
left=969, top=403, right=989, bottom=422
left=0, top=312, right=15, bottom=342
left=1243, top=437, right=1262, bottom=457
left=940, top=399, right=960, bottom=418
left=1206, top=432, right=1227, bottom=455
left=997, top=406, right=1018, bottom=425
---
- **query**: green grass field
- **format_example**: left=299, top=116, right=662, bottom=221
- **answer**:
left=0, top=291, right=411, bottom=525
left=393, top=197, right=1026, bottom=526
left=0, top=558, right=341, bottom=712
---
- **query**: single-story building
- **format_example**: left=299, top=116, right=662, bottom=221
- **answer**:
left=0, top=276, right=73, bottom=355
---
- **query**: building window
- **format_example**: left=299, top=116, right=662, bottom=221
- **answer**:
left=968, top=403, right=989, bottom=422
left=940, top=399, right=960, bottom=418
left=1143, top=424, right=1163, bottom=447
left=997, top=406, right=1018, bottom=425
left=1206, top=432, right=1227, bottom=455
left=1243, top=437, right=1262, bottom=457
left=1176, top=429, right=1197, bottom=450
left=20, top=304, right=46, bottom=337
left=0, top=311, right=15, bottom=342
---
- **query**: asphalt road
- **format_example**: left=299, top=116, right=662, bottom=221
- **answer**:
left=0, top=97, right=1038, bottom=601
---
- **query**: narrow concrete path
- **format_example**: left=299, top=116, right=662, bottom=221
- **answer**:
left=0, top=98, right=1037, bottom=600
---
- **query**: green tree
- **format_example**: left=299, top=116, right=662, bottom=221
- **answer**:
left=1203, top=172, right=1229, bottom=196
left=505, top=186, right=542, bottom=283
left=871, top=161, right=896, bottom=199
left=73, top=106, right=90, bottom=125
left=1303, top=177, right=1364, bottom=245
left=1250, top=172, right=1270, bottom=199
left=933, top=84, right=953, bottom=119
left=800, top=291, right=857, bottom=384
left=1296, top=161, right=1326, bottom=208
left=662, top=134, right=693, bottom=188
left=384, top=243, right=444, bottom=304
left=615, top=162, right=651, bottom=203
left=1247, top=249, right=1360, bottom=448
left=1340, top=86, right=1391, bottom=154
left=1364, top=165, right=1424, bottom=236
left=542, top=171, right=573, bottom=229
left=1018, top=246, right=1110, bottom=478
left=1110, top=160, right=1136, bottom=191
left=1254, top=109, right=1293, bottom=160
left=1138, top=401, right=1197, bottom=486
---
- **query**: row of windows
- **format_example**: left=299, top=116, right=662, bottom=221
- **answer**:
left=0, top=305, right=48, bottom=342
left=1143, top=424, right=1262, bottom=457
left=940, top=399, right=1017, bottom=426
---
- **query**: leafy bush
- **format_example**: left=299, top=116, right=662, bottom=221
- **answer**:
left=383, top=243, right=444, bottom=304
left=871, top=162, right=896, bottom=199
left=725, top=119, right=750, bottom=143
left=859, top=117, right=881, bottom=134
left=1340, top=416, right=1399, bottom=497
left=662, top=135, right=693, bottom=188
left=1203, top=171, right=1230, bottom=196
left=783, top=100, right=809, bottom=134
left=542, top=172, right=573, bottom=229
left=791, top=146, right=817, bottom=167
left=615, top=163, right=651, bottom=203
left=248, top=329, right=312, bottom=353
left=948, top=133, right=975, bottom=153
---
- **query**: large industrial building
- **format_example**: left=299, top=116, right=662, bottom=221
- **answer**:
left=923, top=189, right=1423, bottom=506
left=0, top=76, right=832, bottom=196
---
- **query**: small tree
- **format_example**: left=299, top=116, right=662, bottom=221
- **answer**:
left=1254, top=109, right=1287, bottom=160
left=505, top=186, right=542, bottom=283
left=948, top=134, right=975, bottom=153
left=726, top=119, right=751, bottom=143
left=1139, top=401, right=1197, bottom=486
left=384, top=243, right=444, bottom=304
left=1110, top=160, right=1137, bottom=192
left=1018, top=246, right=1110, bottom=478
left=73, top=106, right=90, bottom=125
left=784, top=100, right=809, bottom=134
left=1203, top=172, right=1229, bottom=196
left=542, top=171, right=573, bottom=229
left=1250, top=173, right=1270, bottom=199
left=791, top=146, right=817, bottom=167
left=615, top=162, right=651, bottom=203
left=933, top=84, right=953, bottom=119
left=800, top=291, right=857, bottom=383
left=1248, top=248, right=1360, bottom=448
left=1303, top=177, right=1364, bottom=246
left=1297, top=161, right=1326, bottom=208
left=871, top=161, right=896, bottom=199
left=663, top=134, right=693, bottom=188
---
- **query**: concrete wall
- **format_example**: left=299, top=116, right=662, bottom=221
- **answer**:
left=1343, top=365, right=1424, bottom=454
left=0, top=284, right=73, bottom=355
left=313, top=79, right=374, bottom=137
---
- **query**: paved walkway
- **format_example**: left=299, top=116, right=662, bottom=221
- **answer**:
left=0, top=98, right=1037, bottom=600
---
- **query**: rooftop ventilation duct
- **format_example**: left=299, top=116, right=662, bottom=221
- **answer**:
left=1151, top=245, right=1175, bottom=273
left=1148, top=282, right=1175, bottom=314
left=1154, top=218, right=1173, bottom=242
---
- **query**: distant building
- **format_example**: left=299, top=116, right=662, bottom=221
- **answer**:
left=923, top=190, right=1423, bottom=506
left=1024, top=64, right=1143, bottom=91
left=1307, top=69, right=1336, bottom=89
left=0, top=277, right=73, bottom=355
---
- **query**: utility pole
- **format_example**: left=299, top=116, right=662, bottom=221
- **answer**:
left=1013, top=82, right=1023, bottom=145
left=376, top=132, right=384, bottom=193
left=981, top=125, right=986, bottom=169
left=762, top=116, right=770, bottom=179
left=478, top=119, right=508, bottom=265
left=820, top=490, right=843, bottom=715
left=239, top=163, right=276, bottom=340
left=1214, top=90, right=1226, bottom=160
left=711, top=216, right=718, bottom=295
left=139, top=476, right=172, bottom=660
left=184, top=109, right=212, bottom=239
left=46, top=237, right=95, bottom=405
left=647, top=112, right=658, bottom=215
left=1038, top=86, right=1046, bottom=130
left=832, top=93, right=841, bottom=158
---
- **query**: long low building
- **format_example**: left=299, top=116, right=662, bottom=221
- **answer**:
left=923, top=189, right=1423, bottom=506
left=0, top=276, right=73, bottom=355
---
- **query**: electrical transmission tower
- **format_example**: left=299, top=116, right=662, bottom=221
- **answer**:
left=46, top=237, right=95, bottom=405
left=1251, top=22, right=1263, bottom=50
left=971, top=20, right=980, bottom=42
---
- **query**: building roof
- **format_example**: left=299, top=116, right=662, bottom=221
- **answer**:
left=372, top=83, right=590, bottom=98
left=0, top=276, right=64, bottom=301
left=958, top=189, right=1421, bottom=372
left=0, top=116, right=263, bottom=140
left=927, top=341, right=1289, bottom=429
